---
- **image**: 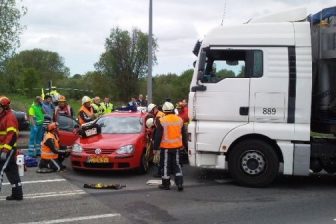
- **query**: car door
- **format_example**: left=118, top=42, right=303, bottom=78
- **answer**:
left=57, top=115, right=79, bottom=146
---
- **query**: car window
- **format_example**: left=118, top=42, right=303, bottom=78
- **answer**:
left=57, top=115, right=77, bottom=131
left=97, top=116, right=143, bottom=134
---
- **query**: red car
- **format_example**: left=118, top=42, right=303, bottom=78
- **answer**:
left=69, top=112, right=151, bottom=173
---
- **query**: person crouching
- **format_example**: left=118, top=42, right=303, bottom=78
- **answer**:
left=38, top=122, right=70, bottom=172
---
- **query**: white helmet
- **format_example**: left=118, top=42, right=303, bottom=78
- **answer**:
left=147, top=103, right=156, bottom=113
left=162, top=102, right=174, bottom=112
left=82, top=96, right=91, bottom=105
left=146, top=118, right=154, bottom=128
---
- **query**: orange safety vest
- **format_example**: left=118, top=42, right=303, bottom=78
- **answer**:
left=156, top=111, right=165, bottom=119
left=41, top=132, right=59, bottom=160
left=78, top=105, right=94, bottom=125
left=159, top=114, right=183, bottom=149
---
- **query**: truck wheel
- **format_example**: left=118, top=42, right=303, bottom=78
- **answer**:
left=228, top=139, right=279, bottom=187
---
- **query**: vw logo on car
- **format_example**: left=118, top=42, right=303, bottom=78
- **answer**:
left=95, top=148, right=102, bottom=155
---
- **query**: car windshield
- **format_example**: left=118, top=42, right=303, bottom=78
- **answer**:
left=97, top=116, right=142, bottom=134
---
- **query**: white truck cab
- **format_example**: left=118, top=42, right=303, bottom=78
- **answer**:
left=188, top=7, right=336, bottom=186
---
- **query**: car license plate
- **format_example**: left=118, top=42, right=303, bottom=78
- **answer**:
left=85, top=128, right=97, bottom=137
left=87, top=156, right=109, bottom=163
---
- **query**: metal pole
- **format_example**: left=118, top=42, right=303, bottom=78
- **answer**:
left=147, top=0, right=153, bottom=104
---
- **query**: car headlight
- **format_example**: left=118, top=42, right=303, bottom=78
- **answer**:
left=72, top=144, right=83, bottom=153
left=116, top=145, right=134, bottom=155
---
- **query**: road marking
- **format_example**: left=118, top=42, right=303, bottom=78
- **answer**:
left=0, top=190, right=86, bottom=200
left=16, top=213, right=121, bottom=224
left=3, top=178, right=66, bottom=186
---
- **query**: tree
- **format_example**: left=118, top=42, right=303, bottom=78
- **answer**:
left=0, top=0, right=26, bottom=67
left=95, top=27, right=158, bottom=101
left=2, top=49, right=70, bottom=94
left=146, top=69, right=193, bottom=104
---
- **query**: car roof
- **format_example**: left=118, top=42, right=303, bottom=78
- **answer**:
left=103, top=111, right=147, bottom=118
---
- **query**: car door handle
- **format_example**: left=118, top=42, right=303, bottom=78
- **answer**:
left=239, top=107, right=249, bottom=116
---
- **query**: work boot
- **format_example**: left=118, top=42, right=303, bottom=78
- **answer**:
left=6, top=185, right=23, bottom=201
left=158, top=179, right=170, bottom=190
left=175, top=176, right=184, bottom=191
left=177, top=184, right=184, bottom=192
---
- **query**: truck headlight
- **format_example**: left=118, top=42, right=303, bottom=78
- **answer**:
left=116, top=145, right=134, bottom=155
left=72, top=144, right=83, bottom=153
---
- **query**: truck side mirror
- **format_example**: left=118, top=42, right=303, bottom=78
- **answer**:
left=197, top=51, right=206, bottom=81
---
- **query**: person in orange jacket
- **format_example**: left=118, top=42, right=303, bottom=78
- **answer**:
left=154, top=102, right=186, bottom=191
left=78, top=96, right=95, bottom=125
left=39, top=122, right=71, bottom=172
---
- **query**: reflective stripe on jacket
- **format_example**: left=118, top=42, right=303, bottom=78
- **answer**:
left=41, top=132, right=59, bottom=160
left=0, top=110, right=18, bottom=151
left=159, top=114, right=183, bottom=149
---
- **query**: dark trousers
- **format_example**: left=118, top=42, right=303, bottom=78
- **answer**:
left=160, top=149, right=183, bottom=186
left=0, top=149, right=21, bottom=188
left=39, top=154, right=67, bottom=171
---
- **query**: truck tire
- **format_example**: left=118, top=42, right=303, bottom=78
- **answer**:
left=228, top=139, right=279, bottom=187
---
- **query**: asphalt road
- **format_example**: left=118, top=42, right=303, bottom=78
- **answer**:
left=2, top=156, right=336, bottom=224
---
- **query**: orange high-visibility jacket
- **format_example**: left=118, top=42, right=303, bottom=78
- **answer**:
left=78, top=106, right=94, bottom=125
left=159, top=114, right=183, bottom=149
left=41, top=132, right=59, bottom=160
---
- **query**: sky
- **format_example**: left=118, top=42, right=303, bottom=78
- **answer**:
left=19, top=0, right=335, bottom=76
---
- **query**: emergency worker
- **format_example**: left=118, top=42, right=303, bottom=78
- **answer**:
left=0, top=96, right=23, bottom=200
left=28, top=96, right=44, bottom=157
left=49, top=86, right=60, bottom=104
left=39, top=122, right=70, bottom=172
left=92, top=96, right=103, bottom=117
left=176, top=101, right=189, bottom=155
left=148, top=103, right=165, bottom=126
left=53, top=95, right=73, bottom=121
left=148, top=103, right=165, bottom=177
left=100, top=97, right=113, bottom=114
left=154, top=102, right=185, bottom=191
left=78, top=96, right=95, bottom=125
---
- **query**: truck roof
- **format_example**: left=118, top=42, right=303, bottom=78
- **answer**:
left=202, top=7, right=312, bottom=48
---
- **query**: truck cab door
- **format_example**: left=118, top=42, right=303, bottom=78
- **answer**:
left=190, top=48, right=255, bottom=152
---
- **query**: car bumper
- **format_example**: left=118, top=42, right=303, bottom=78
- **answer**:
left=70, top=152, right=140, bottom=170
